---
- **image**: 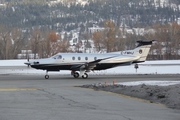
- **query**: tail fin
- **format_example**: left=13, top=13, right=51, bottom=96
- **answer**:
left=133, top=40, right=154, bottom=63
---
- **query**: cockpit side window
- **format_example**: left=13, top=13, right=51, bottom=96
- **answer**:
left=57, top=55, right=62, bottom=59
left=53, top=55, right=62, bottom=59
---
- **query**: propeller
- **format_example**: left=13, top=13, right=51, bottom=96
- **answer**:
left=24, top=62, right=30, bottom=68
left=24, top=53, right=30, bottom=68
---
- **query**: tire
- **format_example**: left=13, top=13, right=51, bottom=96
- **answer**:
left=45, top=75, right=49, bottom=79
left=73, top=72, right=79, bottom=78
left=82, top=73, right=88, bottom=79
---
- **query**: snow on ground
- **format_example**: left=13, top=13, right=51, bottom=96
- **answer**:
left=117, top=81, right=180, bottom=86
left=141, top=60, right=180, bottom=65
left=0, top=59, right=180, bottom=86
left=0, top=59, right=26, bottom=66
left=0, top=59, right=180, bottom=75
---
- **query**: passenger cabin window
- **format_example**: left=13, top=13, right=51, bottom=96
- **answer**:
left=78, top=57, right=81, bottom=60
left=85, top=57, right=88, bottom=60
left=72, top=57, right=75, bottom=60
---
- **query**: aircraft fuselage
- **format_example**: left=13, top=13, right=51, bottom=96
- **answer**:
left=25, top=40, right=154, bottom=79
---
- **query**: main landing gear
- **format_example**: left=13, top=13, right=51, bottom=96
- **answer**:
left=82, top=73, right=88, bottom=79
left=71, top=71, right=88, bottom=79
left=73, top=72, right=79, bottom=78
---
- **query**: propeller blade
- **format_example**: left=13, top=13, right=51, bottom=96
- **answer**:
left=26, top=53, right=30, bottom=68
left=27, top=54, right=29, bottom=62
left=24, top=62, right=30, bottom=67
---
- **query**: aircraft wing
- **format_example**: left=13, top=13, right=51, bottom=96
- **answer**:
left=70, top=56, right=116, bottom=72
left=70, top=59, right=103, bottom=72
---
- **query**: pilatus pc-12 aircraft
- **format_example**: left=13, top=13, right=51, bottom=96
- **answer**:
left=25, top=40, right=154, bottom=79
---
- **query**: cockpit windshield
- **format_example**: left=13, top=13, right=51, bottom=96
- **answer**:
left=52, top=54, right=62, bottom=59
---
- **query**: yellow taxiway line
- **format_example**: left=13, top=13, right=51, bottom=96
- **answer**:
left=0, top=88, right=37, bottom=92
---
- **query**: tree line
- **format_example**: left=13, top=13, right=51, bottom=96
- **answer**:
left=92, top=20, right=180, bottom=60
left=0, top=25, right=70, bottom=59
left=1, top=21, right=180, bottom=60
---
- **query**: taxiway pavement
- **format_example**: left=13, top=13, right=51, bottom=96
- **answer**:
left=0, top=74, right=180, bottom=120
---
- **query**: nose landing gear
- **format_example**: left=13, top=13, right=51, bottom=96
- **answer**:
left=45, top=71, right=49, bottom=79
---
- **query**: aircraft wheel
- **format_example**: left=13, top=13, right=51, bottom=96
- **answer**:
left=82, top=73, right=88, bottom=79
left=45, top=75, right=49, bottom=79
left=73, top=72, right=79, bottom=78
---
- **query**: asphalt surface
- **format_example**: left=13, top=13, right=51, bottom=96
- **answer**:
left=0, top=74, right=180, bottom=120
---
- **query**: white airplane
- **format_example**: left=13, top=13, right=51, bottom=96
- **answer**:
left=25, top=40, right=154, bottom=79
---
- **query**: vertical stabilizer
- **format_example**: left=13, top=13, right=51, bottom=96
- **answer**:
left=133, top=40, right=154, bottom=62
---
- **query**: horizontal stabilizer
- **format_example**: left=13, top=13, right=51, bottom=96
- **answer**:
left=136, top=40, right=155, bottom=47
